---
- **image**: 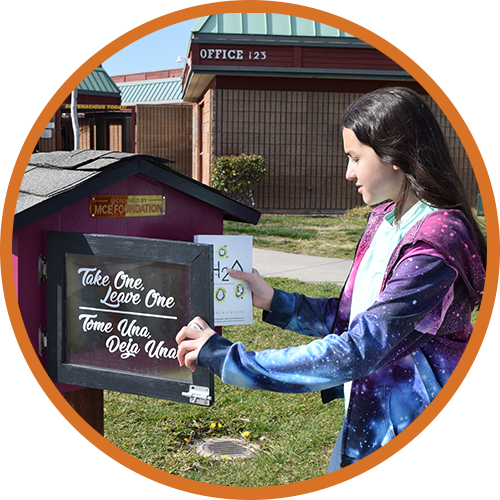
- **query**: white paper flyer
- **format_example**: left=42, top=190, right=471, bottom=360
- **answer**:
left=194, top=235, right=253, bottom=326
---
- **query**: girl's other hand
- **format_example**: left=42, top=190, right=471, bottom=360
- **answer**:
left=176, top=317, right=215, bottom=372
left=229, top=268, right=274, bottom=311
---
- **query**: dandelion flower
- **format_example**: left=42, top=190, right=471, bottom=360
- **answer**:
left=218, top=423, right=222, bottom=428
left=243, top=431, right=250, bottom=437
left=221, top=455, right=228, bottom=460
left=210, top=423, right=216, bottom=428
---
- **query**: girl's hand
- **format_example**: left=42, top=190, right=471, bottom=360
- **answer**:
left=176, top=317, right=215, bottom=372
left=229, top=268, right=274, bottom=311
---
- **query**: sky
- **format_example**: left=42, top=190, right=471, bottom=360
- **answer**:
left=102, top=19, right=199, bottom=76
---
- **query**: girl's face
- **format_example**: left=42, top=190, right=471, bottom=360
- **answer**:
left=343, top=127, right=404, bottom=206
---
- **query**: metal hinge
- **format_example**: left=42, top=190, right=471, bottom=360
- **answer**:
left=38, top=254, right=47, bottom=284
left=38, top=326, right=47, bottom=356
left=181, top=385, right=212, bottom=406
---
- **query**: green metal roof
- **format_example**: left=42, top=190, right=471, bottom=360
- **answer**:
left=191, top=13, right=488, bottom=43
left=117, top=78, right=183, bottom=105
left=10, top=54, right=120, bottom=97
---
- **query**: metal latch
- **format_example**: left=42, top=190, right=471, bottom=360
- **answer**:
left=38, top=326, right=47, bottom=356
left=38, top=254, right=47, bottom=284
left=181, top=385, right=212, bottom=406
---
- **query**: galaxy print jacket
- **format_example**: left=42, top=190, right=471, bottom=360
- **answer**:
left=198, top=203, right=485, bottom=467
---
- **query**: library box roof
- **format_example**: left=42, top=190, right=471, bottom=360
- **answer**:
left=14, top=150, right=260, bottom=232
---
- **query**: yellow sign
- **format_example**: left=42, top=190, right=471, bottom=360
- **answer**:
left=63, top=104, right=128, bottom=110
left=90, top=195, right=165, bottom=218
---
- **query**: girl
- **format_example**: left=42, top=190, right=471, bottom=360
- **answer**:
left=176, top=87, right=486, bottom=472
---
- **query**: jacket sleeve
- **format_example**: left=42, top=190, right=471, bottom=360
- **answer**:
left=197, top=254, right=457, bottom=393
left=262, top=287, right=340, bottom=338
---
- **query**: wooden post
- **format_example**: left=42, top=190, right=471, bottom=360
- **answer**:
left=60, top=389, right=104, bottom=487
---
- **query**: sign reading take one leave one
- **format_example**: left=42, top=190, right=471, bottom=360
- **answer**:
left=65, top=253, right=192, bottom=381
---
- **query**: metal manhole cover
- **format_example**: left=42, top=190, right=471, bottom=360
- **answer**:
left=196, top=438, right=259, bottom=459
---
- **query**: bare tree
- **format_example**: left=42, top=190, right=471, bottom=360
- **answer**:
left=15, top=13, right=140, bottom=149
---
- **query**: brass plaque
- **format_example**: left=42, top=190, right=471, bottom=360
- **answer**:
left=90, top=195, right=165, bottom=218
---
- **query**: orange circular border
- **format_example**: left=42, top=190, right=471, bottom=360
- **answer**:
left=1, top=1, right=498, bottom=499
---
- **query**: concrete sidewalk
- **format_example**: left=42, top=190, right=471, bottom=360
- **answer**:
left=252, top=248, right=352, bottom=285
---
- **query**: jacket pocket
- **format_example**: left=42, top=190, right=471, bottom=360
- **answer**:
left=342, top=385, right=396, bottom=463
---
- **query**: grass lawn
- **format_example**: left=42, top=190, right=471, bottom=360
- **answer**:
left=103, top=208, right=485, bottom=485
left=224, top=212, right=369, bottom=260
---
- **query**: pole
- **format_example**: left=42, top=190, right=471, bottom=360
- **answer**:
left=60, top=389, right=104, bottom=487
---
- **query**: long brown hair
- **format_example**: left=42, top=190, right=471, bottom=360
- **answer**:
left=343, top=86, right=487, bottom=264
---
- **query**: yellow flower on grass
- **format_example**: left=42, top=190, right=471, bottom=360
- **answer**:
left=242, top=431, right=250, bottom=437
left=218, top=423, right=222, bottom=428
left=221, top=455, right=229, bottom=459
left=210, top=423, right=216, bottom=428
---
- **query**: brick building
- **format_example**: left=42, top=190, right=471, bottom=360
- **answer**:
left=180, top=14, right=476, bottom=213
left=41, top=14, right=477, bottom=214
